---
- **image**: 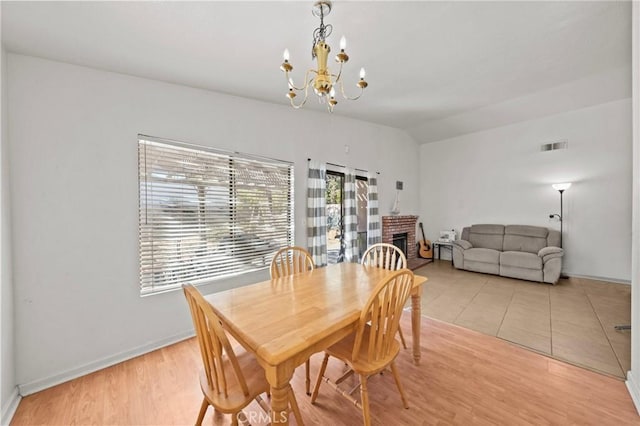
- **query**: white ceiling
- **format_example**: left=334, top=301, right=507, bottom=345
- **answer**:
left=1, top=1, right=632, bottom=142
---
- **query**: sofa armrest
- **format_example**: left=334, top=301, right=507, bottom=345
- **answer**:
left=451, top=239, right=471, bottom=270
left=452, top=240, right=472, bottom=250
left=538, top=246, right=564, bottom=262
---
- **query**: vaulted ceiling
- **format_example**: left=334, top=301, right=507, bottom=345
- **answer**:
left=1, top=1, right=632, bottom=143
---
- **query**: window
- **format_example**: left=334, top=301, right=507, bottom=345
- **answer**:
left=325, top=171, right=368, bottom=264
left=138, top=136, right=294, bottom=296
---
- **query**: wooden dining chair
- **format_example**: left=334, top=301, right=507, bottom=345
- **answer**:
left=361, top=243, right=409, bottom=348
left=270, top=246, right=315, bottom=279
left=310, top=269, right=414, bottom=426
left=270, top=246, right=315, bottom=395
left=182, top=284, right=304, bottom=426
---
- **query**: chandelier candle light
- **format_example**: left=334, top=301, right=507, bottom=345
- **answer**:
left=280, top=0, right=368, bottom=112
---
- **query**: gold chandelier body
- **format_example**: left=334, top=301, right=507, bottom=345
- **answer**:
left=280, top=1, right=368, bottom=112
left=313, top=42, right=331, bottom=96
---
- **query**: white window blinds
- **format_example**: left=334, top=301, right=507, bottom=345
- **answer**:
left=138, top=136, right=294, bottom=296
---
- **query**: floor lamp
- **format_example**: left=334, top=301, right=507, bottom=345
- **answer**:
left=550, top=182, right=571, bottom=248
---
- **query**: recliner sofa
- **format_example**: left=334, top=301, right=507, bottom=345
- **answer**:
left=451, top=224, right=564, bottom=284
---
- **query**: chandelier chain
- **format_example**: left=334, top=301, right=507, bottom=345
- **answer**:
left=311, top=6, right=332, bottom=59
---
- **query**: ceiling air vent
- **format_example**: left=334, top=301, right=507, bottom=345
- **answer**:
left=541, top=140, right=568, bottom=152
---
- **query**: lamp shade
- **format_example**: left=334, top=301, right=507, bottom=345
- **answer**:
left=552, top=182, right=572, bottom=191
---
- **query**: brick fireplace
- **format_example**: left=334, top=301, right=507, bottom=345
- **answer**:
left=382, top=215, right=430, bottom=270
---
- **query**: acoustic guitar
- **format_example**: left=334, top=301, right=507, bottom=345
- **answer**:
left=417, top=222, right=433, bottom=259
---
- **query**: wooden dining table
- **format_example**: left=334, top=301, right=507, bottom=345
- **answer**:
left=204, top=262, right=427, bottom=425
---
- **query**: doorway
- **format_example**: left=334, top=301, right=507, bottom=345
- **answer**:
left=326, top=171, right=368, bottom=264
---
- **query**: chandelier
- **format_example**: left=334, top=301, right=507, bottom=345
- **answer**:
left=280, top=0, right=368, bottom=112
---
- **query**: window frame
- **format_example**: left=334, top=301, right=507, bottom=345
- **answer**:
left=138, top=135, right=294, bottom=296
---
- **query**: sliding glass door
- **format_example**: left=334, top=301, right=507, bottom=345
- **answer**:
left=326, top=172, right=344, bottom=264
left=326, top=171, right=368, bottom=264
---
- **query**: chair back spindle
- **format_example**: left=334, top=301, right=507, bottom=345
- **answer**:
left=270, top=246, right=314, bottom=279
left=361, top=243, right=407, bottom=271
left=352, top=270, right=414, bottom=363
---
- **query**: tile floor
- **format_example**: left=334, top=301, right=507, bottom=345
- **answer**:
left=413, top=261, right=631, bottom=378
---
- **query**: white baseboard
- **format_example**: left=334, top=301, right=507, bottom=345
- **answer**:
left=1, top=386, right=21, bottom=426
left=564, top=272, right=631, bottom=285
left=18, top=330, right=194, bottom=396
left=626, top=370, right=640, bottom=416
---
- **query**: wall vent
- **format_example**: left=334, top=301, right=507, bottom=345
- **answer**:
left=541, top=140, right=568, bottom=152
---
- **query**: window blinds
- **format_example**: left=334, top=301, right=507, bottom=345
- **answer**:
left=138, top=136, right=294, bottom=296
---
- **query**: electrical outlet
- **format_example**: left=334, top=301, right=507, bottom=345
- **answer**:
left=396, top=181, right=403, bottom=190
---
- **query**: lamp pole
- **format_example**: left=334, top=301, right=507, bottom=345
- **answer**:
left=551, top=183, right=571, bottom=249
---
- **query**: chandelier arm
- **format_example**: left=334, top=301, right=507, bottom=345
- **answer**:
left=289, top=81, right=311, bottom=109
left=338, top=79, right=364, bottom=101
left=333, top=61, right=344, bottom=85
left=285, top=69, right=316, bottom=92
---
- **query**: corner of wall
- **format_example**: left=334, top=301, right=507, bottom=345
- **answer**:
left=627, top=370, right=640, bottom=416
left=401, top=128, right=421, bottom=148
left=0, top=386, right=20, bottom=426
left=629, top=0, right=640, bottom=416
left=1, top=42, right=18, bottom=424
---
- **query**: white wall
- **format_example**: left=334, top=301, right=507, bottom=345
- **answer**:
left=7, top=54, right=420, bottom=393
left=1, top=44, right=18, bottom=422
left=419, top=98, right=632, bottom=282
left=627, top=0, right=640, bottom=413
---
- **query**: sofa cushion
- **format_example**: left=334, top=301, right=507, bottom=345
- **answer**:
left=465, top=248, right=500, bottom=264
left=464, top=248, right=500, bottom=274
left=466, top=260, right=500, bottom=275
left=501, top=265, right=543, bottom=282
left=505, top=225, right=548, bottom=238
left=503, top=225, right=548, bottom=254
left=547, top=230, right=561, bottom=248
left=468, top=224, right=504, bottom=251
left=500, top=251, right=542, bottom=270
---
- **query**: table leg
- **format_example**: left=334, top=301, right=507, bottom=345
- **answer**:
left=411, top=285, right=422, bottom=365
left=270, top=385, right=290, bottom=424
left=265, top=364, right=295, bottom=425
left=450, top=246, right=454, bottom=268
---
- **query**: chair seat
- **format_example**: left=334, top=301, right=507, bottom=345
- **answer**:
left=326, top=326, right=401, bottom=375
left=200, top=349, right=270, bottom=414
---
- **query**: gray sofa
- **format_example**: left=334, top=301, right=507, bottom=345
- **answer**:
left=451, top=224, right=564, bottom=284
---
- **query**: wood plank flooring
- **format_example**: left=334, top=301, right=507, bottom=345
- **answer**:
left=11, top=315, right=639, bottom=425
left=416, top=261, right=631, bottom=378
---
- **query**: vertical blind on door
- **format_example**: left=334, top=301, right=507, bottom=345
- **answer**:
left=138, top=136, right=294, bottom=296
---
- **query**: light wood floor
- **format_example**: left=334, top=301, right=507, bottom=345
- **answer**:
left=11, top=315, right=639, bottom=425
left=414, top=261, right=631, bottom=378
